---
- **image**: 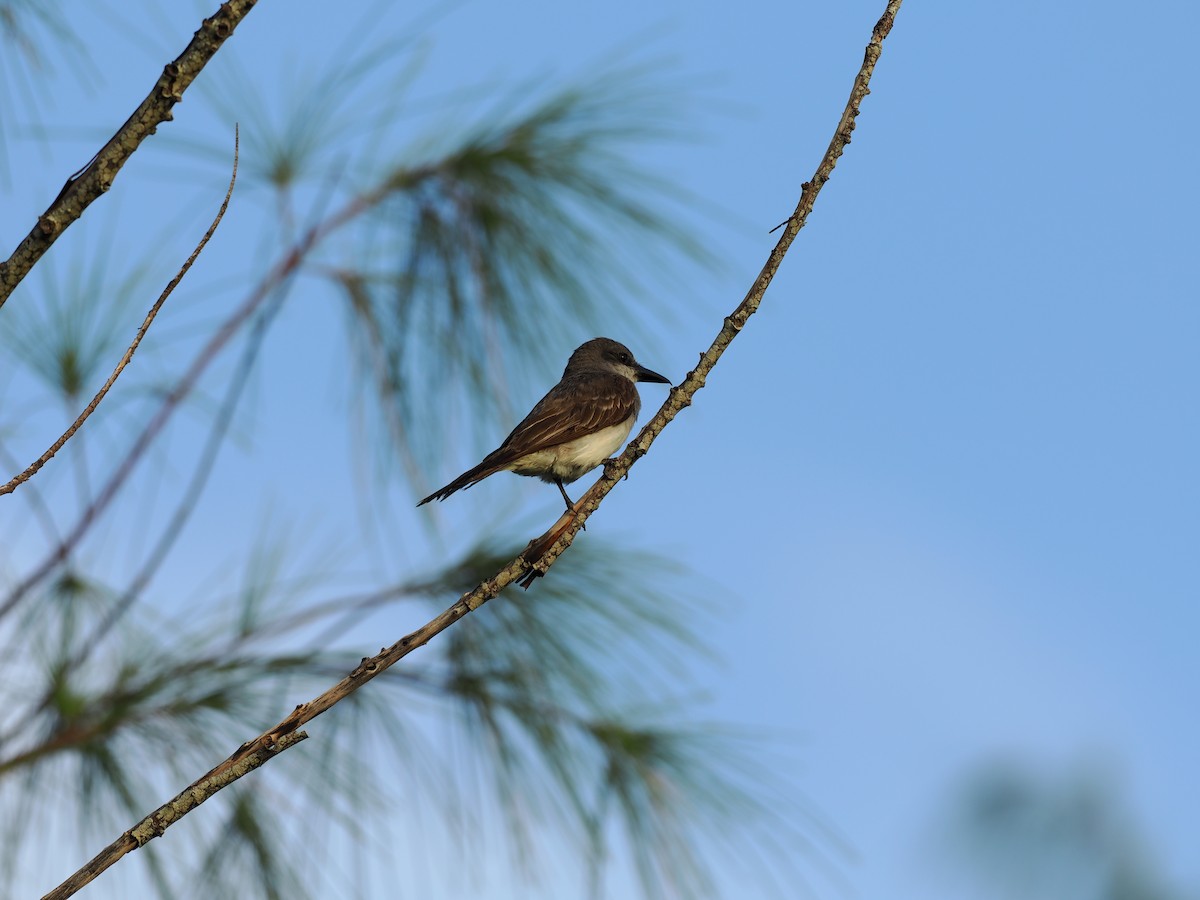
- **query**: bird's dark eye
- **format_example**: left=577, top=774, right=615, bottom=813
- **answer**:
left=621, top=353, right=631, bottom=363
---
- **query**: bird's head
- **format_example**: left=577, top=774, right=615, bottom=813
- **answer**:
left=566, top=338, right=671, bottom=385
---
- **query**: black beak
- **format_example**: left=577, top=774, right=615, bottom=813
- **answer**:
left=635, top=364, right=671, bottom=385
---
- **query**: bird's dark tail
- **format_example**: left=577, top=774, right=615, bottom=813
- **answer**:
left=416, top=458, right=506, bottom=506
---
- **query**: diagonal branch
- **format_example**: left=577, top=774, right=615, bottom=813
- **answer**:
left=0, top=129, right=239, bottom=499
left=517, top=0, right=903, bottom=583
left=41, top=2, right=904, bottom=897
left=0, top=0, right=259, bottom=308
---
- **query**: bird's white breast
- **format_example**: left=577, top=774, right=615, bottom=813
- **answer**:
left=511, top=417, right=635, bottom=484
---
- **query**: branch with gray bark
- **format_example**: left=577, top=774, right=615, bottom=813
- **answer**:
left=0, top=0, right=259, bottom=307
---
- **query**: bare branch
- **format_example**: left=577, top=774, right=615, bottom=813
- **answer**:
left=40, top=2, right=905, bottom=896
left=518, top=0, right=903, bottom=583
left=0, top=0, right=259, bottom=308
left=0, top=128, right=240, bottom=499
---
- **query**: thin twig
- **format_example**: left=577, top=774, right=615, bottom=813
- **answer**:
left=0, top=1, right=259, bottom=308
left=0, top=128, right=240, bottom=499
left=40, top=3, right=904, bottom=896
left=0, top=165, right=440, bottom=623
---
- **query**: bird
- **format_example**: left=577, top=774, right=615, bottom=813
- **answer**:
left=418, top=337, right=671, bottom=511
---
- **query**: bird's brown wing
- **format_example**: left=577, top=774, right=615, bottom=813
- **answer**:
left=492, top=371, right=639, bottom=460
left=417, top=373, right=638, bottom=505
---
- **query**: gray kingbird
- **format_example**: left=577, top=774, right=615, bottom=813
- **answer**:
left=418, top=337, right=671, bottom=510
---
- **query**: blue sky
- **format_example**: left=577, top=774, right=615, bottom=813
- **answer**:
left=2, top=0, right=1197, bottom=897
